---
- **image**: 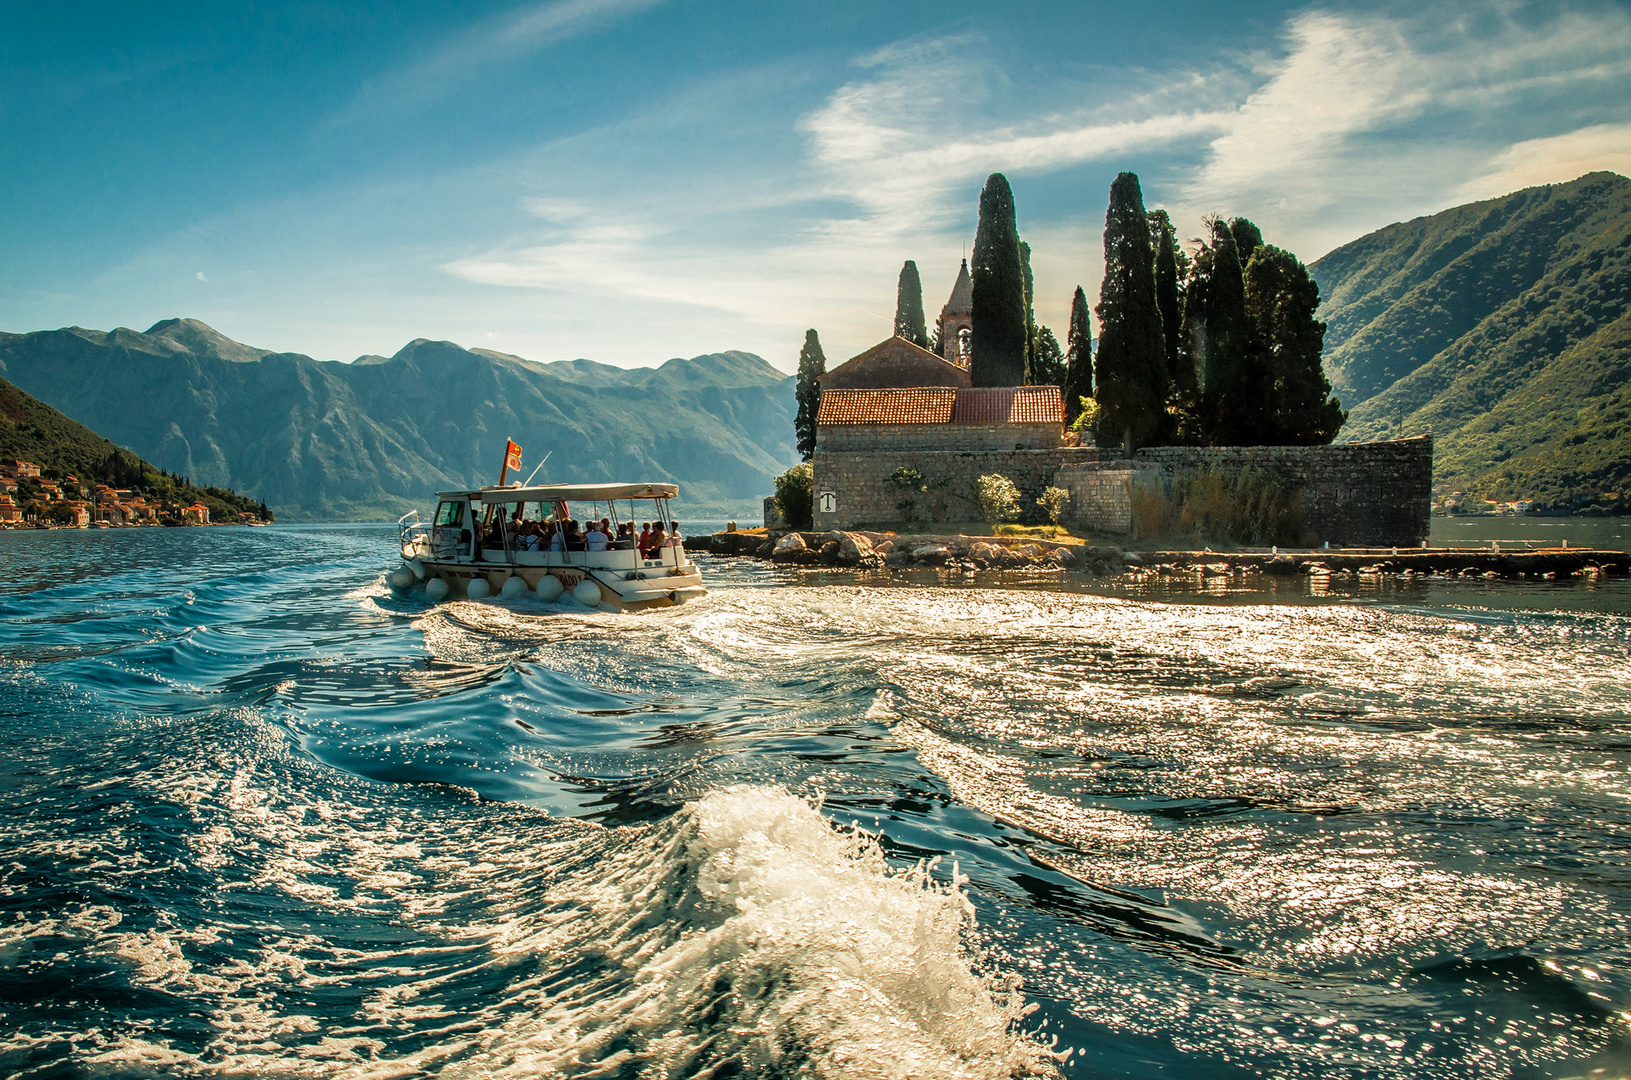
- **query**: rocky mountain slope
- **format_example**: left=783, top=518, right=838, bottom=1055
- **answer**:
left=1310, top=171, right=1631, bottom=507
left=0, top=320, right=798, bottom=520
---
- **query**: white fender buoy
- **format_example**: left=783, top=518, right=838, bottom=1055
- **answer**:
left=388, top=566, right=414, bottom=591
left=424, top=577, right=449, bottom=602
left=501, top=575, right=527, bottom=599
left=573, top=579, right=602, bottom=606
left=535, top=575, right=564, bottom=601
left=467, top=577, right=491, bottom=600
left=407, top=558, right=425, bottom=580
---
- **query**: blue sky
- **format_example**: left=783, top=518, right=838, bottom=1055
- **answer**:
left=4, top=0, right=1629, bottom=371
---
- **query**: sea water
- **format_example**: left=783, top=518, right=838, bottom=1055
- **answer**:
left=0, top=524, right=1627, bottom=1078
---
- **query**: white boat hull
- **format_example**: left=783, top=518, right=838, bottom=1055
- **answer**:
left=407, top=548, right=705, bottom=610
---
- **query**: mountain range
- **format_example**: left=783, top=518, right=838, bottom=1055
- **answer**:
left=1311, top=170, right=1630, bottom=507
left=0, top=321, right=798, bottom=521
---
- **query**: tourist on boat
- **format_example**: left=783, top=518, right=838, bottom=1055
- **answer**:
left=566, top=521, right=588, bottom=552
left=547, top=522, right=564, bottom=552
left=668, top=521, right=683, bottom=549
left=639, top=522, right=651, bottom=551
left=586, top=520, right=609, bottom=552
left=644, top=523, right=666, bottom=558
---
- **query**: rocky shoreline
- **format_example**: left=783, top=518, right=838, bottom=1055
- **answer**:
left=687, top=530, right=1630, bottom=580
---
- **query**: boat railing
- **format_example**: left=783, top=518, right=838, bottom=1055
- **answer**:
left=400, top=510, right=463, bottom=560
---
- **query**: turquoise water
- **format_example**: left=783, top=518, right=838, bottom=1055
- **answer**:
left=1, top=525, right=1628, bottom=1078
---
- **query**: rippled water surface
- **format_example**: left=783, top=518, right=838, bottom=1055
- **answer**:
left=2, top=525, right=1629, bottom=1079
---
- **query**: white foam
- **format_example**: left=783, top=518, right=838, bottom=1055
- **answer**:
left=465, top=785, right=1060, bottom=1078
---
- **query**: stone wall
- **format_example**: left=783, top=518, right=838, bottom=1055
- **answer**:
left=818, top=422, right=1062, bottom=453
left=1053, top=465, right=1153, bottom=534
left=812, top=447, right=1101, bottom=529
left=811, top=435, right=1433, bottom=544
left=1118, top=437, right=1433, bottom=546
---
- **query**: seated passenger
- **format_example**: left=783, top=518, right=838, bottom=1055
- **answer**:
left=566, top=521, right=588, bottom=551
left=547, top=522, right=564, bottom=552
left=644, top=523, right=666, bottom=558
left=639, top=522, right=651, bottom=551
left=585, top=521, right=608, bottom=552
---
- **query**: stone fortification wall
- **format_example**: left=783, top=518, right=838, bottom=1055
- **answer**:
left=818, top=422, right=1061, bottom=453
left=1056, top=437, right=1433, bottom=545
left=812, top=447, right=1101, bottom=529
left=812, top=436, right=1432, bottom=544
left=1122, top=437, right=1433, bottom=546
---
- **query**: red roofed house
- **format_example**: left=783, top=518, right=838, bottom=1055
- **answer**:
left=816, top=386, right=1063, bottom=452
left=819, top=337, right=970, bottom=391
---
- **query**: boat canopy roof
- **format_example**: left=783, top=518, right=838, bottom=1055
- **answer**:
left=439, top=482, right=680, bottom=504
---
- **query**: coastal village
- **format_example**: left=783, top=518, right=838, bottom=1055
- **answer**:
left=0, top=457, right=246, bottom=529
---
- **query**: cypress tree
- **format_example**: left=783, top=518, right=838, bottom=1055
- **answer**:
left=1199, top=220, right=1256, bottom=444
left=970, top=173, right=1028, bottom=386
left=1030, top=325, right=1066, bottom=387
left=1244, top=245, right=1346, bottom=444
left=1020, top=241, right=1038, bottom=382
left=894, top=260, right=929, bottom=348
left=1063, top=286, right=1093, bottom=424
left=1149, top=210, right=1188, bottom=439
left=1094, top=172, right=1166, bottom=451
left=793, top=329, right=826, bottom=461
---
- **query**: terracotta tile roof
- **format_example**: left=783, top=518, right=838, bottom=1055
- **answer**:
left=951, top=386, right=1063, bottom=424
left=817, top=387, right=957, bottom=425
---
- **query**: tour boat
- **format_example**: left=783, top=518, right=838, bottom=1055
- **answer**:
left=391, top=481, right=705, bottom=610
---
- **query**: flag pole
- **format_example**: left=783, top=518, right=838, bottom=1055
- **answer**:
left=498, top=437, right=511, bottom=486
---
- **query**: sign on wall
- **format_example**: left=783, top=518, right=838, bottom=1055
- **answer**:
left=818, top=491, right=836, bottom=514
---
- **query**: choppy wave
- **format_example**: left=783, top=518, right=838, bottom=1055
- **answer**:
left=2, top=525, right=1629, bottom=1078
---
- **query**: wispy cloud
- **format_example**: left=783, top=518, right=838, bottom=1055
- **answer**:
left=438, top=2, right=1631, bottom=367
left=1454, top=121, right=1631, bottom=202
left=333, top=0, right=666, bottom=126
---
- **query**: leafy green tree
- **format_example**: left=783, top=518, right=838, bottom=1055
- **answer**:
left=970, top=173, right=1028, bottom=386
left=1244, top=245, right=1346, bottom=444
left=1063, top=286, right=1093, bottom=424
left=1030, top=326, right=1066, bottom=387
left=1094, top=172, right=1167, bottom=451
left=1038, top=485, right=1071, bottom=525
left=974, top=473, right=1022, bottom=527
left=1229, top=217, right=1263, bottom=266
left=1198, top=219, right=1259, bottom=443
left=793, top=330, right=826, bottom=461
left=894, top=261, right=929, bottom=348
left=774, top=462, right=814, bottom=529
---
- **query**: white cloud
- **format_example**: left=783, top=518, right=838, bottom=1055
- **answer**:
left=334, top=0, right=667, bottom=125
left=1454, top=121, right=1631, bottom=202
left=195, top=271, right=207, bottom=282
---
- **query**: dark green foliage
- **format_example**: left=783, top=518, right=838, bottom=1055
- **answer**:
left=1244, top=245, right=1345, bottom=444
left=1019, top=241, right=1038, bottom=382
left=1315, top=171, right=1631, bottom=505
left=1094, top=172, right=1167, bottom=451
left=0, top=375, right=270, bottom=521
left=894, top=261, right=929, bottom=348
left=773, top=462, right=813, bottom=529
left=1130, top=467, right=1306, bottom=545
left=1029, top=326, right=1066, bottom=387
left=1229, top=218, right=1263, bottom=266
left=1150, top=211, right=1189, bottom=439
left=794, top=329, right=827, bottom=461
left=1063, top=286, right=1093, bottom=424
left=1198, top=220, right=1261, bottom=443
left=970, top=173, right=1028, bottom=387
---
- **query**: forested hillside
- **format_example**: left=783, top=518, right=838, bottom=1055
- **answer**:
left=1311, top=171, right=1631, bottom=509
left=0, top=320, right=799, bottom=520
left=0, top=374, right=270, bottom=522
